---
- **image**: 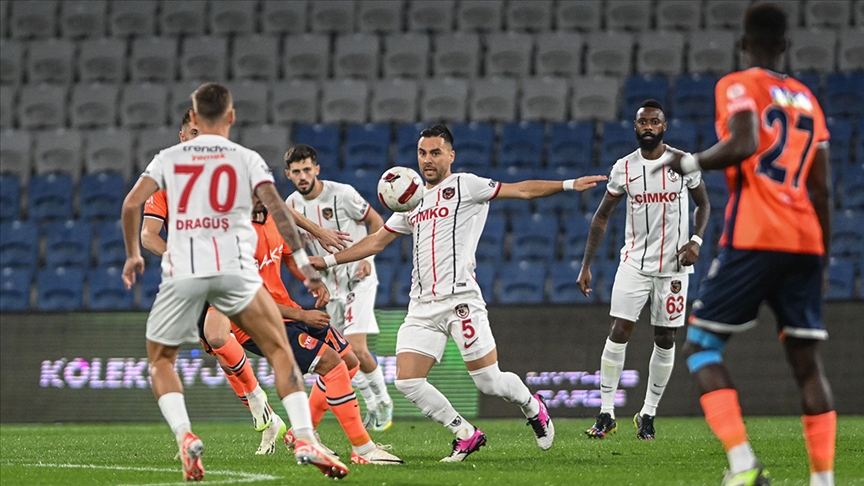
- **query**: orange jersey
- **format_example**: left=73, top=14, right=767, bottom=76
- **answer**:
left=231, top=213, right=302, bottom=345
left=143, top=189, right=169, bottom=222
left=715, top=68, right=830, bottom=255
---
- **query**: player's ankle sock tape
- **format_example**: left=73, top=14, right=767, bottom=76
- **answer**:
left=686, top=327, right=726, bottom=372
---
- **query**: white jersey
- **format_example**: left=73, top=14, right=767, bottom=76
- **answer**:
left=606, top=146, right=702, bottom=276
left=286, top=180, right=376, bottom=299
left=142, top=134, right=274, bottom=279
left=385, top=172, right=500, bottom=303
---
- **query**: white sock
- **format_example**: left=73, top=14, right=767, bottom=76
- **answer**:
left=640, top=343, right=675, bottom=417
left=157, top=392, right=191, bottom=446
left=352, top=440, right=376, bottom=456
left=727, top=442, right=758, bottom=475
left=811, top=471, right=834, bottom=486
left=353, top=371, right=377, bottom=410
left=280, top=391, right=314, bottom=442
left=468, top=363, right=538, bottom=418
left=246, top=385, right=267, bottom=419
left=600, top=338, right=627, bottom=418
left=365, top=365, right=392, bottom=405
left=395, top=378, right=474, bottom=439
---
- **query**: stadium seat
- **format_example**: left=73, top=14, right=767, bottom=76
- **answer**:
left=395, top=122, right=426, bottom=166
left=136, top=126, right=178, bottom=173
left=70, top=83, right=118, bottom=129
left=699, top=121, right=719, bottom=151
left=232, top=35, right=279, bottom=81
left=594, top=259, right=620, bottom=303
left=95, top=221, right=127, bottom=268
left=0, top=39, right=23, bottom=85
left=0, top=86, right=13, bottom=129
left=585, top=31, right=633, bottom=77
left=84, top=128, right=134, bottom=181
left=372, top=78, right=419, bottom=124
left=120, top=83, right=168, bottom=128
left=637, top=31, right=685, bottom=76
left=705, top=0, right=750, bottom=30
left=383, top=33, right=430, bottom=79
left=271, top=79, right=319, bottom=125
left=18, top=84, right=66, bottom=129
left=409, top=0, right=455, bottom=32
left=322, top=79, right=369, bottom=124
left=334, top=33, right=381, bottom=80
left=0, top=175, right=21, bottom=221
left=838, top=28, right=864, bottom=72
left=79, top=172, right=125, bottom=221
left=510, top=214, right=560, bottom=262
left=600, top=121, right=636, bottom=164
left=109, top=0, right=156, bottom=36
left=78, top=38, right=126, bottom=83
left=556, top=0, right=602, bottom=32
left=498, top=261, right=547, bottom=304
left=458, top=0, right=503, bottom=31
left=450, top=122, right=494, bottom=169
left=421, top=77, right=469, bottom=123
left=571, top=75, right=621, bottom=122
left=840, top=166, right=864, bottom=209
left=470, top=77, right=517, bottom=122
left=37, top=267, right=84, bottom=311
left=61, top=0, right=106, bottom=38
left=606, top=0, right=651, bottom=31
left=374, top=262, right=394, bottom=307
left=0, top=267, right=32, bottom=311
left=520, top=76, right=569, bottom=123
left=475, top=266, right=497, bottom=303
left=673, top=74, right=718, bottom=122
left=535, top=32, right=584, bottom=77
left=242, top=125, right=290, bottom=171
left=499, top=122, right=545, bottom=168
left=28, top=174, right=73, bottom=221
left=130, top=37, right=178, bottom=83
left=311, top=0, right=354, bottom=34
left=622, top=75, right=670, bottom=119
left=168, top=81, right=204, bottom=123
left=393, top=264, right=413, bottom=307
left=0, top=130, right=33, bottom=183
left=832, top=210, right=864, bottom=257
left=343, top=168, right=379, bottom=206
left=344, top=124, right=391, bottom=170
left=477, top=214, right=506, bottom=264
left=261, top=0, right=308, bottom=35
left=226, top=81, right=268, bottom=126
left=826, top=118, right=852, bottom=166
left=358, top=0, right=403, bottom=33
left=561, top=212, right=593, bottom=261
left=701, top=171, right=729, bottom=210
left=160, top=0, right=206, bottom=36
left=10, top=0, right=58, bottom=39
left=857, top=0, right=864, bottom=26
left=506, top=0, right=552, bottom=32
left=656, top=0, right=702, bottom=31
left=663, top=119, right=699, bottom=153
left=805, top=0, right=850, bottom=28
left=34, top=129, right=83, bottom=179
left=823, top=72, right=864, bottom=119
left=789, top=29, right=838, bottom=73
left=139, top=265, right=162, bottom=309
left=548, top=121, right=594, bottom=169
left=549, top=260, right=594, bottom=304
left=181, top=36, right=228, bottom=81
left=292, top=124, right=340, bottom=168
left=89, top=266, right=134, bottom=310
left=0, top=220, right=38, bottom=269
left=485, top=32, right=533, bottom=77
left=433, top=32, right=481, bottom=77
left=43, top=219, right=92, bottom=269
left=824, top=258, right=855, bottom=300
left=283, top=34, right=331, bottom=79
left=209, top=0, right=256, bottom=36
left=375, top=240, right=403, bottom=265
left=688, top=30, right=736, bottom=75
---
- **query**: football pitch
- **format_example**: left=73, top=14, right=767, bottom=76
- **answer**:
left=1, top=417, right=862, bottom=486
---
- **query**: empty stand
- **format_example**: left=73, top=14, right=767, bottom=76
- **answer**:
left=485, top=32, right=533, bottom=77
left=209, top=0, right=257, bottom=36
left=322, top=79, right=368, bottom=124
left=0, top=175, right=20, bottom=221
left=37, top=266, right=84, bottom=311
left=27, top=37, right=73, bottom=84
left=34, top=129, right=82, bottom=179
left=130, top=37, right=178, bottom=82
left=232, top=35, right=279, bottom=81
left=168, top=81, right=202, bottom=124
left=135, top=126, right=177, bottom=172
left=160, top=0, right=206, bottom=36
left=242, top=125, right=290, bottom=170
left=334, top=33, right=381, bottom=79
left=271, top=79, right=319, bottom=125
left=109, top=0, right=156, bottom=37
left=535, top=32, right=583, bottom=77
left=433, top=32, right=481, bottom=77
left=18, top=84, right=66, bottom=129
left=656, top=0, right=702, bottom=31
left=571, top=75, right=621, bottom=122
left=506, top=0, right=552, bottom=32
left=788, top=29, right=838, bottom=73
left=0, top=267, right=32, bottom=311
left=458, top=0, right=503, bottom=32
left=88, top=266, right=134, bottom=310
left=498, top=261, right=547, bottom=304
left=226, top=81, right=269, bottom=126
left=395, top=122, right=426, bottom=166
left=0, top=39, right=23, bottom=85
left=181, top=36, right=228, bottom=81
left=673, top=74, right=718, bottom=122
left=805, top=0, right=851, bottom=28
left=838, top=27, right=864, bottom=72
left=78, top=37, right=126, bottom=83
left=292, top=124, right=340, bottom=168
left=556, top=0, right=602, bottom=32
left=549, top=260, right=595, bottom=304
left=470, top=77, right=518, bottom=122
left=358, top=1, right=403, bottom=33
left=120, top=83, right=168, bottom=128
left=0, top=219, right=38, bottom=269
left=663, top=119, right=699, bottom=153
left=283, top=33, right=330, bottom=79
left=84, top=128, right=134, bottom=180
left=688, top=30, right=737, bottom=75
left=95, top=221, right=127, bottom=268
left=261, top=0, right=308, bottom=35
left=622, top=75, right=670, bottom=119
left=10, top=0, right=58, bottom=39
left=371, top=78, right=419, bottom=124
left=637, top=31, right=685, bottom=76
left=60, top=0, right=106, bottom=38
left=705, top=0, right=750, bottom=30
left=44, top=219, right=91, bottom=269
left=823, top=72, right=864, bottom=119
left=383, top=32, right=430, bottom=78
left=310, top=0, right=354, bottom=34
left=421, top=77, right=469, bottom=123
left=499, top=121, right=545, bottom=168
left=521, top=76, right=568, bottom=123
left=585, top=31, right=634, bottom=77
left=78, top=172, right=125, bottom=221
left=0, top=86, right=12, bottom=129
left=28, top=173, right=73, bottom=221
left=344, top=123, right=391, bottom=170
left=70, top=83, right=118, bottom=128
left=0, top=130, right=32, bottom=182
left=548, top=121, right=594, bottom=168
left=409, top=0, right=456, bottom=32
left=606, top=0, right=652, bottom=32
left=450, top=122, right=495, bottom=170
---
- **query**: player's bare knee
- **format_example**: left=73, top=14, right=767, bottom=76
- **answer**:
left=609, top=319, right=634, bottom=343
left=653, top=327, right=676, bottom=349
left=314, top=347, right=341, bottom=376
left=341, top=349, right=360, bottom=371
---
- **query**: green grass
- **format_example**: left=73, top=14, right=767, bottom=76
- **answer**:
left=1, top=417, right=862, bottom=485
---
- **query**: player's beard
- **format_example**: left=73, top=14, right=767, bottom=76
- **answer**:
left=637, top=130, right=664, bottom=151
left=295, top=177, right=317, bottom=195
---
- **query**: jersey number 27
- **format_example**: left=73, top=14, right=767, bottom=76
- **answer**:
left=756, top=106, right=814, bottom=188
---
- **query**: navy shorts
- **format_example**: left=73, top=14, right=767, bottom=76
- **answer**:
left=241, top=321, right=352, bottom=374
left=691, top=248, right=827, bottom=340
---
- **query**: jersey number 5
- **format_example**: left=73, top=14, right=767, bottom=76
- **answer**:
left=756, top=106, right=814, bottom=188
left=175, top=164, right=238, bottom=214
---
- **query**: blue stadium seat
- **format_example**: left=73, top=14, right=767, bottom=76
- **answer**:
left=139, top=265, right=162, bottom=309
left=0, top=220, right=38, bottom=269
left=28, top=174, right=74, bottom=221
left=89, top=266, right=134, bottom=310
left=549, top=260, right=594, bottom=304
left=344, top=123, right=391, bottom=170
left=498, top=261, right=547, bottom=304
left=292, top=124, right=341, bottom=169
left=583, top=180, right=607, bottom=213
left=44, top=220, right=92, bottom=270
left=0, top=175, right=21, bottom=221
left=393, top=264, right=413, bottom=307
left=477, top=214, right=506, bottom=264
left=486, top=167, right=538, bottom=216
left=672, top=74, right=717, bottom=122
left=831, top=210, right=863, bottom=257
left=823, top=72, right=864, bottom=119
left=37, top=267, right=84, bottom=311
left=663, top=119, right=699, bottom=153
left=0, top=267, right=32, bottom=311
left=375, top=239, right=403, bottom=264
left=374, top=262, right=394, bottom=307
left=343, top=168, right=379, bottom=209
left=701, top=170, right=729, bottom=211
left=475, top=266, right=496, bottom=303
left=699, top=121, right=719, bottom=151
left=510, top=214, right=559, bottom=262
left=450, top=123, right=494, bottom=170
left=825, top=118, right=852, bottom=166
left=395, top=123, right=425, bottom=167
left=824, top=258, right=855, bottom=300
left=534, top=170, right=584, bottom=214
left=547, top=121, right=594, bottom=169
left=95, top=221, right=126, bottom=268
left=840, top=165, right=864, bottom=209
left=687, top=267, right=704, bottom=303
left=600, top=121, right=635, bottom=165
left=561, top=212, right=593, bottom=261
left=79, top=172, right=126, bottom=221
left=622, top=75, right=670, bottom=119
left=791, top=71, right=821, bottom=99
left=498, top=122, right=545, bottom=168
left=594, top=259, right=620, bottom=304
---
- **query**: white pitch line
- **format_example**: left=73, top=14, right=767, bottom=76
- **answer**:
left=4, top=463, right=279, bottom=485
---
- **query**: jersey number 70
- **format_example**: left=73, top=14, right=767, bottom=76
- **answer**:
left=174, top=164, right=238, bottom=214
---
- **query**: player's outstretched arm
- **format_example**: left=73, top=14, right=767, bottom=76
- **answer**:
left=495, top=175, right=607, bottom=200
left=663, top=111, right=759, bottom=175
left=677, top=181, right=711, bottom=266
left=141, top=217, right=166, bottom=257
left=310, top=227, right=400, bottom=270
left=121, top=176, right=159, bottom=289
left=577, top=193, right=622, bottom=296
left=806, top=146, right=832, bottom=261
left=287, top=205, right=352, bottom=253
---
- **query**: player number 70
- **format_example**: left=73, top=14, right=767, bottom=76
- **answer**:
left=174, top=164, right=238, bottom=214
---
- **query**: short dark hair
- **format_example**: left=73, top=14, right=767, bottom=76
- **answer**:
left=192, top=83, right=232, bottom=124
left=743, top=3, right=787, bottom=57
left=180, top=108, right=193, bottom=127
left=639, top=99, right=664, bottom=112
left=419, top=124, right=454, bottom=147
left=284, top=144, right=318, bottom=167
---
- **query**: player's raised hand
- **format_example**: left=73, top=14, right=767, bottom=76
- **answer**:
left=576, top=265, right=593, bottom=297
left=675, top=240, right=701, bottom=266
left=309, top=255, right=327, bottom=270
left=317, top=228, right=353, bottom=253
left=301, top=309, right=331, bottom=328
left=571, top=175, right=608, bottom=191
left=121, top=256, right=145, bottom=290
left=354, top=260, right=371, bottom=280
left=652, top=147, right=696, bottom=176
left=309, top=283, right=330, bottom=308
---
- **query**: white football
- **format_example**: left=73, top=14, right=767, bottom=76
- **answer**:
left=377, top=166, right=425, bottom=212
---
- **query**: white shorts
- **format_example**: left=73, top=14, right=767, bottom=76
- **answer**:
left=396, top=292, right=496, bottom=363
left=609, top=263, right=689, bottom=328
left=146, top=272, right=262, bottom=346
left=326, top=280, right=379, bottom=336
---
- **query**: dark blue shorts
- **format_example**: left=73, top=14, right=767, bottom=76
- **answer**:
left=691, top=248, right=827, bottom=340
left=241, top=321, right=352, bottom=374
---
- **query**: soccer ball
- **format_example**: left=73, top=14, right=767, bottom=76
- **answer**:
left=377, top=166, right=425, bottom=212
